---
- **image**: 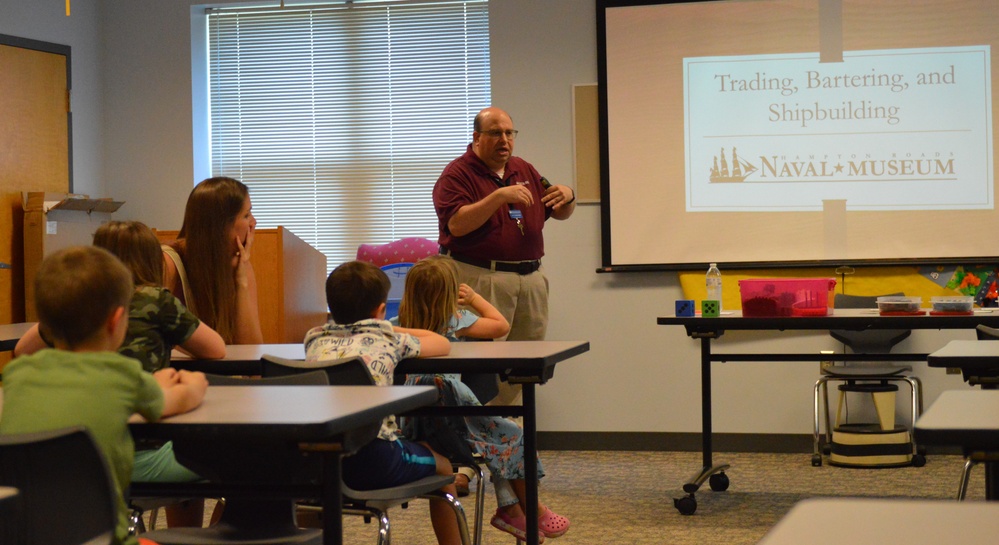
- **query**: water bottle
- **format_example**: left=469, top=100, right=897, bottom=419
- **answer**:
left=706, top=263, right=722, bottom=312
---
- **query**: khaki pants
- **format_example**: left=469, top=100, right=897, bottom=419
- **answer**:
left=453, top=260, right=549, bottom=407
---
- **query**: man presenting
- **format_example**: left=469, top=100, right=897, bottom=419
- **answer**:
left=434, top=106, right=576, bottom=396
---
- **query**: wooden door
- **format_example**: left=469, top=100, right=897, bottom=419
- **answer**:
left=0, top=35, right=71, bottom=328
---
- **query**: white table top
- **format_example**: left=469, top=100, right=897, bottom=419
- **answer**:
left=0, top=322, right=34, bottom=352
left=915, top=389, right=999, bottom=451
left=927, top=340, right=999, bottom=366
left=759, top=497, right=999, bottom=544
left=131, top=385, right=435, bottom=438
left=1, top=385, right=436, bottom=442
left=174, top=340, right=588, bottom=362
left=172, top=340, right=590, bottom=380
left=658, top=308, right=999, bottom=331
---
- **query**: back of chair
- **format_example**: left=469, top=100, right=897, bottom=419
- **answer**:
left=261, top=354, right=375, bottom=386
left=206, top=370, right=330, bottom=386
left=0, top=426, right=117, bottom=545
left=977, top=324, right=999, bottom=340
left=831, top=292, right=911, bottom=354
left=832, top=293, right=894, bottom=310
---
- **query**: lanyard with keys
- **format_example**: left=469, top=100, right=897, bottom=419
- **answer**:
left=509, top=208, right=525, bottom=235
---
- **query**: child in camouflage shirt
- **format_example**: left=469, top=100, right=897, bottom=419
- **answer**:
left=16, top=221, right=226, bottom=370
left=14, top=220, right=227, bottom=527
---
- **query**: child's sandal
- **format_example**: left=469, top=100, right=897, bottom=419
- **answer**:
left=538, top=508, right=570, bottom=538
left=491, top=509, right=545, bottom=543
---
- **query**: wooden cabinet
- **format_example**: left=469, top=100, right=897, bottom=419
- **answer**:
left=156, top=227, right=327, bottom=344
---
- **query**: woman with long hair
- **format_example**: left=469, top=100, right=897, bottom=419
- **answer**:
left=162, top=176, right=263, bottom=344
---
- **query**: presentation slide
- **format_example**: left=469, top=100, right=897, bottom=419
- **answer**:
left=597, top=0, right=999, bottom=270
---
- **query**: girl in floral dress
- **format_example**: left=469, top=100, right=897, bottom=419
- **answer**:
left=397, top=255, right=570, bottom=542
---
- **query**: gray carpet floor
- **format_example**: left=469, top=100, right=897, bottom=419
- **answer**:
left=149, top=450, right=983, bottom=544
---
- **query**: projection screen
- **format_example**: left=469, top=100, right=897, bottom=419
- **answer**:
left=597, top=0, right=999, bottom=271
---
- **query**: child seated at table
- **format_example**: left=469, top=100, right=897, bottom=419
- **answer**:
left=302, top=260, right=462, bottom=545
left=16, top=220, right=227, bottom=372
left=397, top=255, right=570, bottom=542
left=0, top=246, right=209, bottom=545
left=14, top=220, right=226, bottom=527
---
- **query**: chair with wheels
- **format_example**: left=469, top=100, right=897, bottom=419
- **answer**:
left=0, top=426, right=117, bottom=545
left=261, top=354, right=474, bottom=545
left=812, top=292, right=924, bottom=467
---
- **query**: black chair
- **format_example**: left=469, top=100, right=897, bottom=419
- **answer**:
left=261, top=354, right=374, bottom=387
left=0, top=426, right=117, bottom=545
left=206, top=370, right=330, bottom=386
left=812, top=293, right=924, bottom=467
left=261, top=354, right=473, bottom=545
left=976, top=324, right=999, bottom=341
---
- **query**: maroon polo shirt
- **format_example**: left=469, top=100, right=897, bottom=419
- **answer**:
left=433, top=145, right=552, bottom=262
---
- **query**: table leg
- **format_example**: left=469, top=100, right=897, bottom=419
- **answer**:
left=987, top=461, right=999, bottom=501
left=323, top=455, right=344, bottom=545
left=675, top=336, right=730, bottom=515
left=523, top=382, right=540, bottom=545
left=700, top=336, right=713, bottom=471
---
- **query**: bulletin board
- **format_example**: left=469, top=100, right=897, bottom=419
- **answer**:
left=572, top=83, right=601, bottom=203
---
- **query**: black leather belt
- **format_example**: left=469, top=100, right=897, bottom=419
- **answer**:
left=446, top=252, right=541, bottom=275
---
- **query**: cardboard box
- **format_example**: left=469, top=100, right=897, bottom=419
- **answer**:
left=23, top=192, right=124, bottom=320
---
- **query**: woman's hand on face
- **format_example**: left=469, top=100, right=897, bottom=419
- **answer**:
left=232, top=225, right=254, bottom=268
left=233, top=225, right=255, bottom=289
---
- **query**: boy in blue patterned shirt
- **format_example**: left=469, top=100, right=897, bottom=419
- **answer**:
left=302, top=260, right=463, bottom=545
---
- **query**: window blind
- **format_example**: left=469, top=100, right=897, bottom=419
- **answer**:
left=207, top=0, right=490, bottom=270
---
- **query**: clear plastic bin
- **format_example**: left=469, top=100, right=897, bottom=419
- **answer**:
left=930, top=296, right=974, bottom=315
left=876, top=296, right=922, bottom=315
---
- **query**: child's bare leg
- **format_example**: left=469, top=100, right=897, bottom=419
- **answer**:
left=508, top=479, right=550, bottom=516
left=426, top=448, right=463, bottom=545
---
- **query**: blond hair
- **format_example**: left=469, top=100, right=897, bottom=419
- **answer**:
left=397, top=255, right=459, bottom=335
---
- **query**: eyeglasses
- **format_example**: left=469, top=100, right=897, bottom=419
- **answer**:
left=480, top=129, right=519, bottom=140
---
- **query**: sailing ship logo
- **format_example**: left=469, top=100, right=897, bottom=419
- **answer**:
left=710, top=147, right=757, bottom=183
